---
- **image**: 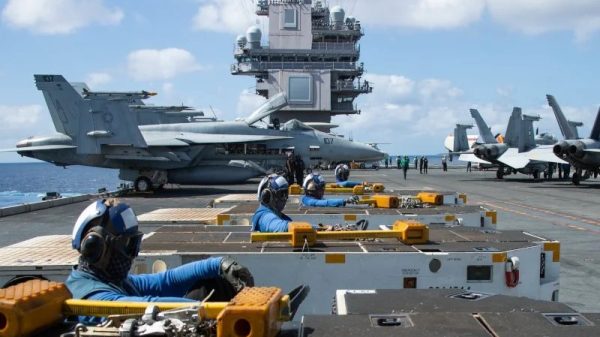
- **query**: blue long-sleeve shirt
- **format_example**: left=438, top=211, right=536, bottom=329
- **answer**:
left=335, top=179, right=361, bottom=188
left=301, top=195, right=346, bottom=207
left=251, top=204, right=292, bottom=232
left=66, top=257, right=223, bottom=302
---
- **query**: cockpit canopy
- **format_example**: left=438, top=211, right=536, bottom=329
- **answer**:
left=281, top=119, right=314, bottom=131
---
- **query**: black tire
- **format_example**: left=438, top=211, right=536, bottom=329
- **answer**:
left=532, top=170, right=539, bottom=180
left=496, top=169, right=504, bottom=179
left=572, top=173, right=581, bottom=185
left=134, top=176, right=153, bottom=192
left=2, top=275, right=47, bottom=288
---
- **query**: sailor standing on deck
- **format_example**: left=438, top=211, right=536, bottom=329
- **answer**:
left=301, top=173, right=359, bottom=207
left=66, top=199, right=253, bottom=323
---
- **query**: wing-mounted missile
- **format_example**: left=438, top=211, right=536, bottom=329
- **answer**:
left=245, top=92, right=288, bottom=126
left=82, top=88, right=157, bottom=100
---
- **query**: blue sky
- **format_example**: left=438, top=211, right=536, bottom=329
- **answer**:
left=1, top=0, right=600, bottom=162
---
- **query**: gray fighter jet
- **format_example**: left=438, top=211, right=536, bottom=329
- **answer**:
left=462, top=108, right=557, bottom=179
left=2, top=75, right=384, bottom=191
left=529, top=95, right=599, bottom=184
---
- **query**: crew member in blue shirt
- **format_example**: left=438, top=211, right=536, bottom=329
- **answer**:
left=66, top=199, right=254, bottom=323
left=334, top=164, right=363, bottom=187
left=301, top=173, right=358, bottom=207
left=251, top=174, right=292, bottom=232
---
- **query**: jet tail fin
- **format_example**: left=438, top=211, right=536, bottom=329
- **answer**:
left=546, top=95, right=579, bottom=140
left=470, top=109, right=497, bottom=144
left=452, top=123, right=473, bottom=152
left=590, top=106, right=600, bottom=141
left=504, top=107, right=521, bottom=147
left=519, top=114, right=540, bottom=152
left=35, top=74, right=147, bottom=154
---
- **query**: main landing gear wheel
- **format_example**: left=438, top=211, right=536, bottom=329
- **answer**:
left=496, top=168, right=504, bottom=179
left=532, top=170, right=540, bottom=180
left=572, top=172, right=581, bottom=185
left=134, top=176, right=152, bottom=192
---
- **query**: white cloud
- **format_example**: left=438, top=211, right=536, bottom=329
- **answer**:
left=334, top=74, right=467, bottom=152
left=162, top=82, right=174, bottom=96
left=351, top=0, right=485, bottom=29
left=486, top=0, right=600, bottom=41
left=236, top=89, right=266, bottom=118
left=85, top=72, right=112, bottom=89
left=127, top=48, right=202, bottom=81
left=0, top=105, right=43, bottom=129
left=193, top=0, right=265, bottom=34
left=1, top=0, right=123, bottom=34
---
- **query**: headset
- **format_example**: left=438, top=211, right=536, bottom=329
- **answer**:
left=257, top=174, right=289, bottom=212
left=75, top=200, right=142, bottom=267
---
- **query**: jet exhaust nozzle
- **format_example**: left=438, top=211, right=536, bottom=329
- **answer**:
left=568, top=142, right=585, bottom=158
left=485, top=146, right=498, bottom=159
left=553, top=142, right=568, bottom=156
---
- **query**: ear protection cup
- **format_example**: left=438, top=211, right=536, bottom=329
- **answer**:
left=261, top=188, right=272, bottom=204
left=80, top=226, right=107, bottom=264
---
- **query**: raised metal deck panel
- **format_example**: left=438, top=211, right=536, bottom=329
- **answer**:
left=300, top=314, right=493, bottom=337
left=339, top=289, right=573, bottom=314
left=224, top=203, right=484, bottom=215
left=212, top=193, right=300, bottom=208
left=217, top=202, right=495, bottom=228
left=300, top=313, right=600, bottom=337
left=153, top=225, right=250, bottom=233
left=139, top=227, right=545, bottom=254
left=137, top=208, right=229, bottom=224
left=0, top=235, right=78, bottom=267
left=480, top=313, right=600, bottom=337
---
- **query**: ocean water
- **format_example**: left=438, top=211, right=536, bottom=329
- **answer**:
left=0, top=163, right=123, bottom=208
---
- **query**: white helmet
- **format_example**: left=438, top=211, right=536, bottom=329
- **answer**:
left=302, top=173, right=325, bottom=198
left=335, top=164, right=350, bottom=181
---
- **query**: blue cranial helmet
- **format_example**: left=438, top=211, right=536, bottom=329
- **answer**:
left=257, top=174, right=289, bottom=212
left=72, top=199, right=140, bottom=250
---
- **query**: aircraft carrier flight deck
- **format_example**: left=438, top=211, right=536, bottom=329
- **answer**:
left=0, top=168, right=598, bottom=314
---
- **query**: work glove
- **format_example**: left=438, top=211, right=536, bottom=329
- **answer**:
left=344, top=195, right=360, bottom=205
left=220, top=257, right=254, bottom=292
left=317, top=224, right=335, bottom=231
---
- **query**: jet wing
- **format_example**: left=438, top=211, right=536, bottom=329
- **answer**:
left=524, top=146, right=567, bottom=164
left=142, top=131, right=292, bottom=146
left=0, top=145, right=77, bottom=152
left=458, top=153, right=491, bottom=164
left=584, top=149, right=600, bottom=153
left=497, top=148, right=530, bottom=169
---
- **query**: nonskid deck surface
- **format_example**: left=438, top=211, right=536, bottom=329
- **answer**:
left=140, top=225, right=540, bottom=253
left=0, top=169, right=598, bottom=311
left=297, top=289, right=600, bottom=337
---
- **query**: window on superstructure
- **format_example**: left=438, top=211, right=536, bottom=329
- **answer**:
left=288, top=76, right=312, bottom=103
left=283, top=8, right=297, bottom=29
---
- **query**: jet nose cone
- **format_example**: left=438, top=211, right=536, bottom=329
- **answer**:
left=357, top=143, right=386, bottom=161
left=16, top=139, right=31, bottom=148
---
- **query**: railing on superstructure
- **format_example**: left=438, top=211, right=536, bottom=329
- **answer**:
left=231, top=61, right=364, bottom=74
left=311, top=42, right=358, bottom=51
left=332, top=79, right=372, bottom=93
left=256, top=0, right=306, bottom=15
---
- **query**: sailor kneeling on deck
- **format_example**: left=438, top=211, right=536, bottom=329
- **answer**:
left=335, top=163, right=363, bottom=187
left=67, top=199, right=253, bottom=323
left=251, top=174, right=293, bottom=232
left=251, top=174, right=365, bottom=232
left=301, top=173, right=359, bottom=207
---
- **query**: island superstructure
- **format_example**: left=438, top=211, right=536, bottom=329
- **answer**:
left=232, top=0, right=372, bottom=129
